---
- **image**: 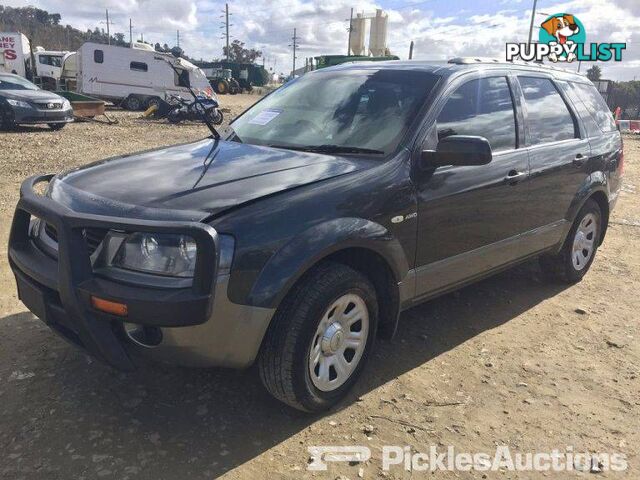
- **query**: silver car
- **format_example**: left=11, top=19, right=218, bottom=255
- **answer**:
left=0, top=73, right=74, bottom=130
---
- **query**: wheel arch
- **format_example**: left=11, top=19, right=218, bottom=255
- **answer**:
left=566, top=173, right=611, bottom=246
left=247, top=217, right=410, bottom=339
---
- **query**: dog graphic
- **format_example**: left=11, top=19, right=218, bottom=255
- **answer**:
left=541, top=14, right=580, bottom=62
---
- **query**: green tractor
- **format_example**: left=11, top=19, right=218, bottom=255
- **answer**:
left=207, top=68, right=241, bottom=95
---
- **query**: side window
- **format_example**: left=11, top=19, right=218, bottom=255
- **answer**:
left=571, top=82, right=617, bottom=133
left=519, top=76, right=577, bottom=145
left=437, top=77, right=517, bottom=152
left=38, top=55, right=49, bottom=65
left=130, top=61, right=148, bottom=72
left=94, top=49, right=104, bottom=64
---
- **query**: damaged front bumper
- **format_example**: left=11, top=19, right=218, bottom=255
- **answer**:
left=8, top=175, right=274, bottom=370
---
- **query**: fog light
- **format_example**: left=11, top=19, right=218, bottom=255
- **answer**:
left=124, top=324, right=163, bottom=347
left=91, top=296, right=128, bottom=316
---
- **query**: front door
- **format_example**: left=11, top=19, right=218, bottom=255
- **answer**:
left=413, top=74, right=530, bottom=299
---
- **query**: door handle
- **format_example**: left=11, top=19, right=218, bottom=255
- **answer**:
left=573, top=154, right=587, bottom=167
left=504, top=170, right=526, bottom=185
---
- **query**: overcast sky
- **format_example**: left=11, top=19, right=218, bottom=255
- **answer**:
left=10, top=0, right=640, bottom=80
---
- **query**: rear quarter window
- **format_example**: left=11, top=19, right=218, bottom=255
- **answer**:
left=570, top=82, right=617, bottom=133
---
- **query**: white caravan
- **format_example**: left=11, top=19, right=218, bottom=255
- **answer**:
left=76, top=42, right=212, bottom=110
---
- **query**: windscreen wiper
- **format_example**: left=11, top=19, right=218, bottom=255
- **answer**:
left=269, top=144, right=384, bottom=155
left=156, top=56, right=220, bottom=140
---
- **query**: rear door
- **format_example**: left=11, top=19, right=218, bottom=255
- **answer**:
left=514, top=74, right=591, bottom=254
left=413, top=73, right=530, bottom=298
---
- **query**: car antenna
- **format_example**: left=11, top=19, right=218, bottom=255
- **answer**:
left=156, top=56, right=220, bottom=140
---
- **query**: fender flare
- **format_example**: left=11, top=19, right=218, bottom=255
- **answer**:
left=247, top=217, right=410, bottom=311
left=561, top=172, right=610, bottom=248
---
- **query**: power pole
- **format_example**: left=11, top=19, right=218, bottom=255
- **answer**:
left=177, top=29, right=180, bottom=48
left=289, top=28, right=299, bottom=77
left=106, top=9, right=110, bottom=45
left=527, top=0, right=538, bottom=45
left=129, top=18, right=133, bottom=47
left=225, top=3, right=230, bottom=61
left=101, top=9, right=115, bottom=45
left=347, top=7, right=353, bottom=56
left=409, top=40, right=414, bottom=60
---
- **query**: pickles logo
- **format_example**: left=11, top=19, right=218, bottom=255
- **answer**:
left=506, top=13, right=625, bottom=63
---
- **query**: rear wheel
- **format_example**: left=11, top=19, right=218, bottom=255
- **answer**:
left=539, top=198, right=602, bottom=283
left=216, top=80, right=229, bottom=95
left=144, top=96, right=162, bottom=110
left=123, top=95, right=143, bottom=111
left=258, top=262, right=378, bottom=412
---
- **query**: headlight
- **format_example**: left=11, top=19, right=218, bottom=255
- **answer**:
left=62, top=98, right=72, bottom=110
left=112, top=233, right=198, bottom=277
left=6, top=98, right=31, bottom=108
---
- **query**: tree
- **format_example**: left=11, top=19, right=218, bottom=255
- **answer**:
left=609, top=81, right=640, bottom=117
left=223, top=40, right=262, bottom=63
left=586, top=65, right=602, bottom=82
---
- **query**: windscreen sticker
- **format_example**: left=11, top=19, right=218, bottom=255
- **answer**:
left=248, top=108, right=282, bottom=125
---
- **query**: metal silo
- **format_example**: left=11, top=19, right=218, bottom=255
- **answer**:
left=369, top=9, right=388, bottom=57
left=350, top=14, right=366, bottom=56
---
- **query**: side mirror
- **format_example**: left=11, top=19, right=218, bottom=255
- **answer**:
left=421, top=135, right=493, bottom=168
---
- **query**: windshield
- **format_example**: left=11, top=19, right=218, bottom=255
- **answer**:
left=0, top=75, right=39, bottom=91
left=228, top=68, right=440, bottom=155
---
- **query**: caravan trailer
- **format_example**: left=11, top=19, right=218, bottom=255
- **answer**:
left=76, top=42, right=212, bottom=110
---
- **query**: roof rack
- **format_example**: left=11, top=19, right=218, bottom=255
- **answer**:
left=448, top=57, right=502, bottom=64
left=447, top=57, right=586, bottom=76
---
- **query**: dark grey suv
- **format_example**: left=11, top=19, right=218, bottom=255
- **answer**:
left=9, top=59, right=623, bottom=411
left=0, top=73, right=74, bottom=130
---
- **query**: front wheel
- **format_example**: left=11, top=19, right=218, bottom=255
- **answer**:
left=48, top=123, right=66, bottom=131
left=167, top=109, right=183, bottom=124
left=1, top=106, right=15, bottom=130
left=539, top=198, right=602, bottom=283
left=258, top=262, right=378, bottom=412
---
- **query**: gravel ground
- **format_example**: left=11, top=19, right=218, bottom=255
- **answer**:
left=0, top=102, right=638, bottom=479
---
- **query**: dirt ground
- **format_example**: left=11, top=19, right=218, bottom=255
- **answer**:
left=0, top=95, right=638, bottom=480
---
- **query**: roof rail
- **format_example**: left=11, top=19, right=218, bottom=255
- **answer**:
left=447, top=57, right=587, bottom=76
left=448, top=57, right=502, bottom=64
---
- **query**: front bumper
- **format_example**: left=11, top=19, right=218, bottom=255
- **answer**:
left=9, top=175, right=273, bottom=370
left=11, top=105, right=74, bottom=125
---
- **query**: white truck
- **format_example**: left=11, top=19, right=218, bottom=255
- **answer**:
left=75, top=42, right=212, bottom=110
left=0, top=32, right=74, bottom=89
left=0, top=32, right=31, bottom=77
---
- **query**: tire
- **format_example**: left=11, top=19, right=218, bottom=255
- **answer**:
left=258, top=262, right=378, bottom=412
left=48, top=123, right=66, bottom=131
left=208, top=109, right=223, bottom=125
left=216, top=80, right=229, bottom=95
left=539, top=198, right=602, bottom=283
left=167, top=109, right=182, bottom=124
left=1, top=106, right=15, bottom=130
left=123, top=95, right=142, bottom=111
left=144, top=96, right=162, bottom=110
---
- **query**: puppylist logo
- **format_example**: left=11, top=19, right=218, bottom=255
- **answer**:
left=506, top=13, right=626, bottom=63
